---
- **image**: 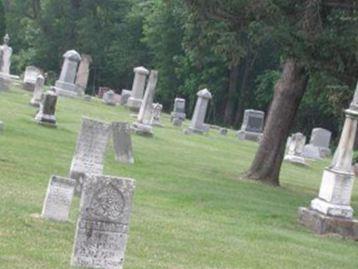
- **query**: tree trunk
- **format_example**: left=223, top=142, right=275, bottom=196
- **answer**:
left=224, top=65, right=239, bottom=125
left=245, top=58, right=309, bottom=186
left=234, top=53, right=256, bottom=127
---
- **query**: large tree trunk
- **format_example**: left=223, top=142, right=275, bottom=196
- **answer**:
left=245, top=58, right=309, bottom=186
left=224, top=65, right=239, bottom=125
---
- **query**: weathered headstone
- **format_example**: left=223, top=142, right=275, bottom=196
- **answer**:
left=284, top=132, right=307, bottom=166
left=132, top=70, right=158, bottom=136
left=112, top=122, right=134, bottom=164
left=311, top=128, right=332, bottom=157
left=303, top=144, right=321, bottom=160
left=41, top=176, right=76, bottom=222
left=71, top=175, right=135, bottom=269
left=120, top=90, right=131, bottom=106
left=54, top=50, right=82, bottom=97
left=126, top=66, right=150, bottom=112
left=69, top=117, right=112, bottom=194
left=103, top=90, right=116, bottom=106
left=171, top=98, right=186, bottom=126
left=30, top=75, right=45, bottom=107
left=237, top=109, right=265, bottom=142
left=185, top=89, right=212, bottom=134
left=151, top=103, right=163, bottom=127
left=34, top=89, right=58, bottom=127
left=0, top=121, right=3, bottom=133
left=298, top=81, right=358, bottom=240
left=23, top=66, right=42, bottom=91
left=75, top=54, right=92, bottom=95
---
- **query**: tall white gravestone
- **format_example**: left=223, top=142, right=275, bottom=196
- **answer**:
left=298, top=82, right=358, bottom=239
left=69, top=117, right=112, bottom=194
left=41, top=176, right=76, bottom=222
left=237, top=109, right=265, bottom=142
left=75, top=54, right=92, bottom=95
left=112, top=122, right=134, bottom=164
left=132, top=70, right=158, bottom=136
left=0, top=34, right=13, bottom=90
left=55, top=50, right=82, bottom=97
left=0, top=34, right=12, bottom=76
left=185, top=89, right=212, bottom=134
left=71, top=175, right=136, bottom=269
left=126, top=66, right=150, bottom=112
left=30, top=75, right=45, bottom=107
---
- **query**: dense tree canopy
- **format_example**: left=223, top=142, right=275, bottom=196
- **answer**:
left=2, top=0, right=357, bottom=146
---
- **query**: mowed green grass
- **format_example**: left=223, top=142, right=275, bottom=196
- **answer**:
left=0, top=86, right=357, bottom=269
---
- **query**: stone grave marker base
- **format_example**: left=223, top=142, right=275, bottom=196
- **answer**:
left=237, top=130, right=263, bottom=142
left=131, top=122, right=153, bottom=137
left=298, top=207, right=358, bottom=240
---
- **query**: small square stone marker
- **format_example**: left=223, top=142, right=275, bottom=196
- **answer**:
left=71, top=175, right=136, bottom=269
left=41, top=176, right=76, bottom=222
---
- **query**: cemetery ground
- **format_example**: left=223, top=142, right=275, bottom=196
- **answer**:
left=0, top=87, right=357, bottom=269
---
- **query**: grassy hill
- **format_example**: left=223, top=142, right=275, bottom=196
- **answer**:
left=0, top=86, right=357, bottom=269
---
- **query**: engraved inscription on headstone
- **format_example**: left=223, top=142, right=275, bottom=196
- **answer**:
left=71, top=175, right=135, bottom=269
left=41, top=176, right=76, bottom=222
left=112, top=122, right=134, bottom=164
left=69, top=117, right=112, bottom=194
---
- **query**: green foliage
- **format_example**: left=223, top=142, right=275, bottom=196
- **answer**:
left=0, top=0, right=5, bottom=38
left=2, top=0, right=357, bottom=135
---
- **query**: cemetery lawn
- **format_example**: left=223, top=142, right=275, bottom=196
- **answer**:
left=1, top=87, right=358, bottom=269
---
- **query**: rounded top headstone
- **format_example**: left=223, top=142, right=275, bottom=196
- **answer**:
left=63, top=50, right=81, bottom=62
left=197, top=88, right=212, bottom=99
left=134, top=66, right=149, bottom=75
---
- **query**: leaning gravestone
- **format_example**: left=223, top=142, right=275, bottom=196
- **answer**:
left=41, top=176, right=76, bottom=222
left=71, top=175, right=136, bottom=269
left=30, top=75, right=45, bottom=107
left=54, top=50, right=82, bottom=97
left=127, top=66, right=150, bottom=112
left=132, top=70, right=158, bottom=136
left=69, top=117, right=112, bottom=194
left=112, top=122, right=134, bottom=164
left=23, top=66, right=41, bottom=91
left=237, top=109, right=265, bottom=142
left=34, top=89, right=58, bottom=127
left=185, top=89, right=212, bottom=134
left=75, top=54, right=92, bottom=96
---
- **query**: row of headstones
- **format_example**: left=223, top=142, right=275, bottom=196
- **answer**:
left=40, top=117, right=136, bottom=268
left=285, top=128, right=332, bottom=166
